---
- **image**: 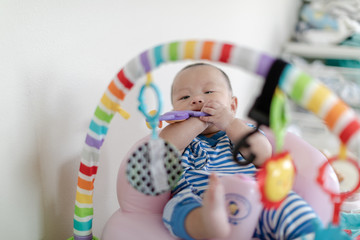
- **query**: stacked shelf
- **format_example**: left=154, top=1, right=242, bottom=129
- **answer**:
left=284, top=42, right=360, bottom=60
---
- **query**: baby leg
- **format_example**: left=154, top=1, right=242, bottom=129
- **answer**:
left=253, top=191, right=320, bottom=239
left=185, top=173, right=231, bottom=239
left=162, top=173, right=230, bottom=240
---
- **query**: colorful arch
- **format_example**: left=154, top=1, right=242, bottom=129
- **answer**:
left=70, top=40, right=360, bottom=240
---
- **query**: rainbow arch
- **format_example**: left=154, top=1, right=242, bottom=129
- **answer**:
left=70, top=40, right=360, bottom=240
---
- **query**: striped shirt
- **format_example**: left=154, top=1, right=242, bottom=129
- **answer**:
left=163, top=131, right=319, bottom=240
left=172, top=131, right=256, bottom=197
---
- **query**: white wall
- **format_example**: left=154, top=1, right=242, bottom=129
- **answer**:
left=0, top=0, right=301, bottom=239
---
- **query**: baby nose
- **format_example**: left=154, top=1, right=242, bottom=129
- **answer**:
left=191, top=97, right=203, bottom=105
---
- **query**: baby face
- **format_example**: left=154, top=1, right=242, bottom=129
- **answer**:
left=171, top=65, right=233, bottom=112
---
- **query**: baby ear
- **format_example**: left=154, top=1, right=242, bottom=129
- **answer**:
left=231, top=96, right=238, bottom=114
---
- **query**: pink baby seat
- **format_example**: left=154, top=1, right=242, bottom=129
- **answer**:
left=101, top=127, right=339, bottom=239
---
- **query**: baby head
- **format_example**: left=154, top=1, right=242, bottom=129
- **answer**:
left=171, top=62, right=237, bottom=114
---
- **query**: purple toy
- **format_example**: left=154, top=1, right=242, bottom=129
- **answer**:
left=159, top=110, right=210, bottom=122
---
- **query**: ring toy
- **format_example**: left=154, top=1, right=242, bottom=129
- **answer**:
left=317, top=156, right=360, bottom=225
left=138, top=82, right=162, bottom=135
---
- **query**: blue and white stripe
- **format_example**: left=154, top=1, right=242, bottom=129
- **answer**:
left=164, top=131, right=319, bottom=239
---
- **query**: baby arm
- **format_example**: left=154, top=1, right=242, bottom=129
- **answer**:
left=159, top=117, right=208, bottom=153
left=200, top=100, right=272, bottom=166
left=226, top=119, right=272, bottom=166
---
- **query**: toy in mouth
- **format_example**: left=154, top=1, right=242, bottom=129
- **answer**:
left=158, top=110, right=210, bottom=123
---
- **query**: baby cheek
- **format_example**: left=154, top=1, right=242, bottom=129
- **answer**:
left=173, top=103, right=186, bottom=111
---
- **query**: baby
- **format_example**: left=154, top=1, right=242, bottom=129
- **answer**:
left=160, top=63, right=318, bottom=240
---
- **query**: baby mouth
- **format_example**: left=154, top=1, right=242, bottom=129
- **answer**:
left=192, top=108, right=203, bottom=112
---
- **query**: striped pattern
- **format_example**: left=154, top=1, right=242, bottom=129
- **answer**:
left=172, top=131, right=257, bottom=197
left=164, top=132, right=318, bottom=239
left=279, top=65, right=360, bottom=145
left=71, top=40, right=360, bottom=239
left=253, top=192, right=319, bottom=239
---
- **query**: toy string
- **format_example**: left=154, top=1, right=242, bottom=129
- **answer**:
left=339, top=143, right=347, bottom=160
left=138, top=73, right=163, bottom=139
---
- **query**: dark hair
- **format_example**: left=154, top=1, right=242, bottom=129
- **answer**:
left=171, top=63, right=233, bottom=102
left=179, top=62, right=233, bottom=93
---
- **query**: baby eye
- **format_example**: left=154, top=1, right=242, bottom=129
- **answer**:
left=179, top=96, right=190, bottom=100
left=205, top=91, right=213, bottom=94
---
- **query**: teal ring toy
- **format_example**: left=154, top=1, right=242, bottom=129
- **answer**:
left=138, top=82, right=163, bottom=138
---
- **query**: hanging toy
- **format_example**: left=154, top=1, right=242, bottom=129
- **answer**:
left=145, top=110, right=163, bottom=129
left=126, top=74, right=183, bottom=196
left=256, top=88, right=296, bottom=209
left=312, top=144, right=360, bottom=240
left=317, top=144, right=360, bottom=225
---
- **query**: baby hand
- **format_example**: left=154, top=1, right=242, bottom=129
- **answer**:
left=200, top=100, right=235, bottom=132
